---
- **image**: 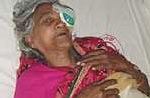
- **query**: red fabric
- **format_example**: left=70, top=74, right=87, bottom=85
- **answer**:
left=16, top=37, right=118, bottom=98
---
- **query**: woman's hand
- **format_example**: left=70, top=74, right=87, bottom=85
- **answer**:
left=77, top=49, right=150, bottom=96
left=76, top=79, right=120, bottom=98
left=78, top=49, right=133, bottom=72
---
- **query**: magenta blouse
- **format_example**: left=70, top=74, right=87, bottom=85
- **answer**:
left=14, top=37, right=118, bottom=98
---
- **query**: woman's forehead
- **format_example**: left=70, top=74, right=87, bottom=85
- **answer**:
left=34, top=3, right=59, bottom=19
left=35, top=3, right=54, bottom=15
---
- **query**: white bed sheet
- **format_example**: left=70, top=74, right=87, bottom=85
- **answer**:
left=0, top=0, right=19, bottom=98
left=0, top=0, right=150, bottom=98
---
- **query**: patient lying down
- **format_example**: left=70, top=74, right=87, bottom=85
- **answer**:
left=13, top=1, right=149, bottom=97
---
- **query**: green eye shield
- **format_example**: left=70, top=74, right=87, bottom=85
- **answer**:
left=53, top=3, right=75, bottom=28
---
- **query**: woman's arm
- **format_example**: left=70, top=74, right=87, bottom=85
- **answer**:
left=76, top=79, right=120, bottom=98
left=124, top=63, right=150, bottom=96
left=78, top=49, right=150, bottom=96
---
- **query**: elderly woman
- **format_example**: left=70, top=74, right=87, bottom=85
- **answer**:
left=13, top=0, right=150, bottom=98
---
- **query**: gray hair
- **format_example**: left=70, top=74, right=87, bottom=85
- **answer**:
left=13, top=0, right=58, bottom=58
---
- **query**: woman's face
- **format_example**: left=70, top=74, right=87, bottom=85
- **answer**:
left=28, top=3, right=73, bottom=53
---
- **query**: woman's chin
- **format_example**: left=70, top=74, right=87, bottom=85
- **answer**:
left=59, top=43, right=72, bottom=49
left=56, top=38, right=73, bottom=48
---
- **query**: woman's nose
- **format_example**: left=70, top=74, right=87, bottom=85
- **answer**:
left=55, top=20, right=67, bottom=29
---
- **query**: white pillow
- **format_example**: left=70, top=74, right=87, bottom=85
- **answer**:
left=0, top=0, right=19, bottom=98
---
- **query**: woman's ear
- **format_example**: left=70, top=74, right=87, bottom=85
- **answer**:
left=25, top=35, right=35, bottom=48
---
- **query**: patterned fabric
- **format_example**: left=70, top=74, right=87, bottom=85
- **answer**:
left=15, top=37, right=118, bottom=98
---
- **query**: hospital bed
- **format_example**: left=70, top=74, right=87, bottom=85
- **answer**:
left=0, top=0, right=150, bottom=98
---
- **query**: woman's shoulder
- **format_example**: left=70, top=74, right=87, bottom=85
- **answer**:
left=74, top=36, right=118, bottom=54
left=17, top=64, right=69, bottom=82
left=15, top=65, right=68, bottom=97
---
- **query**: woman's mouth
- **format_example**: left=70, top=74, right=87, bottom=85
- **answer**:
left=57, top=32, right=70, bottom=39
left=56, top=28, right=70, bottom=38
left=58, top=32, right=67, bottom=36
left=57, top=29, right=69, bottom=36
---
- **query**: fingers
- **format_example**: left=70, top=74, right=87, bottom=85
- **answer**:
left=77, top=49, right=128, bottom=71
left=76, top=79, right=119, bottom=98
left=80, top=54, right=108, bottom=64
left=105, top=94, right=120, bottom=98
left=82, top=49, right=106, bottom=59
left=104, top=88, right=119, bottom=95
left=81, top=58, right=110, bottom=67
left=77, top=49, right=110, bottom=67
left=78, top=49, right=117, bottom=66
left=93, top=79, right=117, bottom=89
left=103, top=88, right=120, bottom=98
left=77, top=48, right=133, bottom=74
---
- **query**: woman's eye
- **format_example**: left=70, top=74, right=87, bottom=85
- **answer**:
left=45, top=18, right=52, bottom=23
left=42, top=17, right=54, bottom=25
left=48, top=18, right=53, bottom=22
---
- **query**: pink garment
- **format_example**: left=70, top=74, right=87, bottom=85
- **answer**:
left=15, top=63, right=107, bottom=98
left=14, top=64, right=69, bottom=98
left=14, top=37, right=118, bottom=98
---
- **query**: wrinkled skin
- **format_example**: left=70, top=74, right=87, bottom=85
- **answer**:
left=76, top=79, right=120, bottom=98
left=78, top=49, right=150, bottom=96
left=27, top=3, right=75, bottom=67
